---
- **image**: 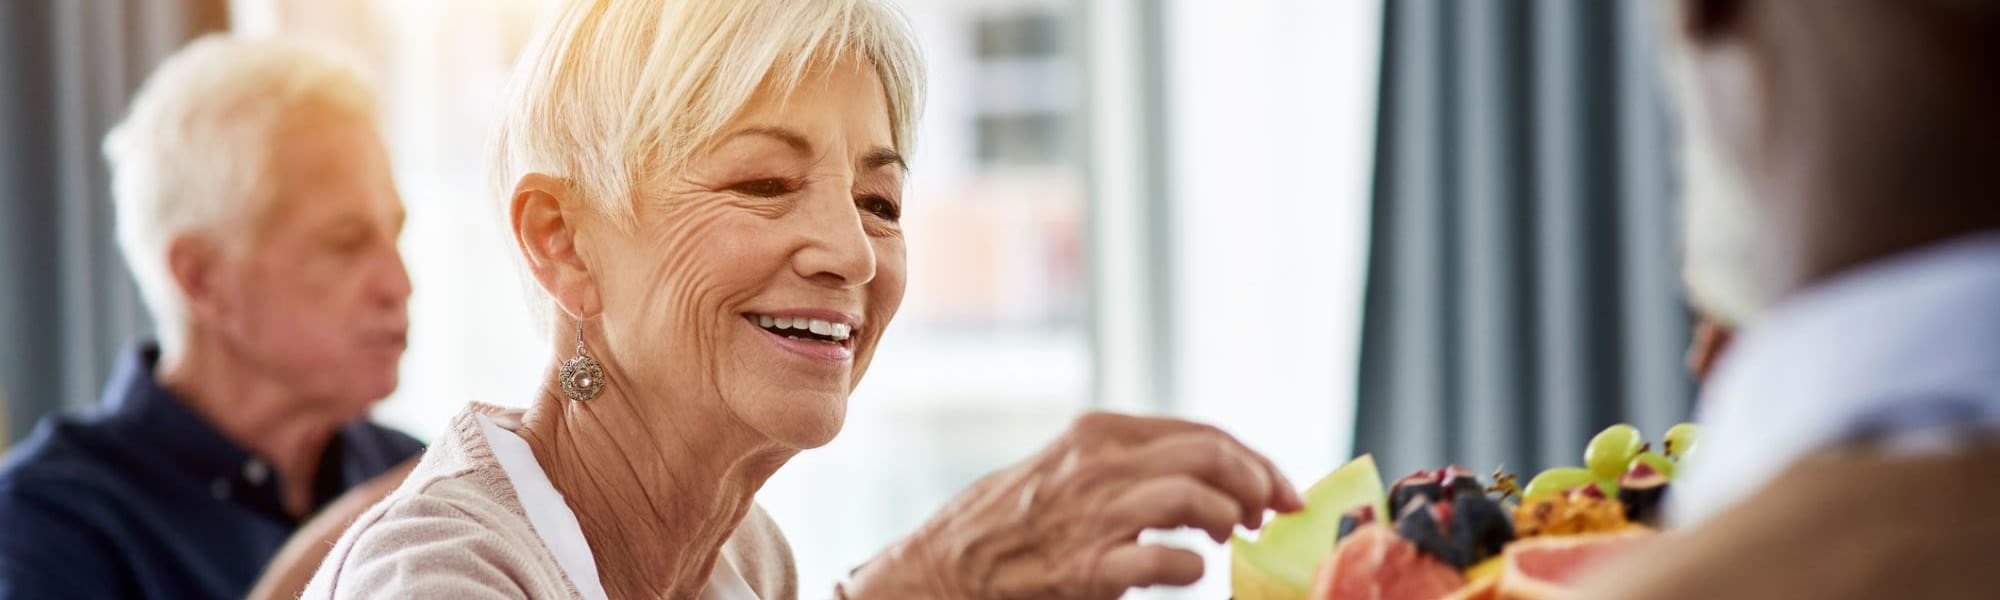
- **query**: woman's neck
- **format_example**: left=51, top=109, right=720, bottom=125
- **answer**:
left=517, top=385, right=794, bottom=599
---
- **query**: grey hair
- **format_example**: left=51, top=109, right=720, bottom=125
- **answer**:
left=103, top=34, right=379, bottom=352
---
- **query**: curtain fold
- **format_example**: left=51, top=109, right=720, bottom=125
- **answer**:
left=1354, top=0, right=1692, bottom=478
left=0, top=0, right=226, bottom=443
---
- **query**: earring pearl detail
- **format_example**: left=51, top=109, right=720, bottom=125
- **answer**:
left=560, top=322, right=605, bottom=401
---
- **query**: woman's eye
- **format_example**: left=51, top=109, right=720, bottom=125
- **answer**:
left=728, top=178, right=797, bottom=198
left=858, top=196, right=900, bottom=222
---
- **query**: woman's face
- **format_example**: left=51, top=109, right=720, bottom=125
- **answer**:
left=585, top=57, right=906, bottom=449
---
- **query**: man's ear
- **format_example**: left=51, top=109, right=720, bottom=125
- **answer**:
left=1679, top=0, right=1746, bottom=43
left=1687, top=318, right=1736, bottom=384
left=166, top=234, right=228, bottom=325
left=510, top=173, right=603, bottom=322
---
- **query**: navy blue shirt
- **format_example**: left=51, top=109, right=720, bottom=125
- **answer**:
left=0, top=343, right=423, bottom=599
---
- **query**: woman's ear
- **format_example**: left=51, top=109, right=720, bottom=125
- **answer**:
left=510, top=173, right=603, bottom=321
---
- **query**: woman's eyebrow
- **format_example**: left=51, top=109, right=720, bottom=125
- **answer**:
left=720, top=126, right=813, bottom=156
left=862, top=147, right=906, bottom=172
left=716, top=128, right=901, bottom=173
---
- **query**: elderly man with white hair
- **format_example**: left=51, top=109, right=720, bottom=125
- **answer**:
left=0, top=35, right=422, bottom=599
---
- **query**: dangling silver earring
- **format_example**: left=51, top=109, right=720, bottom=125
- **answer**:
left=559, top=321, right=606, bottom=401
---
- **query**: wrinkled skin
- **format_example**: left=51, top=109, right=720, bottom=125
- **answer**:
left=512, top=56, right=1303, bottom=599
left=851, top=412, right=1303, bottom=599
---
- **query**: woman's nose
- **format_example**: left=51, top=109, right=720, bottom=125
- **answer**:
left=791, top=190, right=877, bottom=289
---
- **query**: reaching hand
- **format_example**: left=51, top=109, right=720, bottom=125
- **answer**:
left=848, top=412, right=1303, bottom=599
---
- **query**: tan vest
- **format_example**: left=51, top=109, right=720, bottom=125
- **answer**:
left=1577, top=444, right=2000, bottom=599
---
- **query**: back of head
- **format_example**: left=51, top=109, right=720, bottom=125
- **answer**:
left=104, top=34, right=380, bottom=352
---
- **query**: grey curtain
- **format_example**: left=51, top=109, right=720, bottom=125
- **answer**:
left=0, top=1, right=226, bottom=444
left=1355, top=0, right=1693, bottom=479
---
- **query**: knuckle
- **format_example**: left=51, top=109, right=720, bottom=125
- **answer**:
left=1192, top=436, right=1240, bottom=468
left=1160, top=477, right=1218, bottom=514
left=1159, top=473, right=1205, bottom=494
left=1198, top=489, right=1240, bottom=519
left=1242, top=457, right=1274, bottom=491
left=1154, top=441, right=1222, bottom=479
left=1064, top=454, right=1115, bottom=485
left=1198, top=435, right=1237, bottom=462
left=1070, top=411, right=1118, bottom=435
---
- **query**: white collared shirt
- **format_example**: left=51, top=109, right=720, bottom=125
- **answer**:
left=1672, top=233, right=2000, bottom=526
left=475, top=413, right=759, bottom=600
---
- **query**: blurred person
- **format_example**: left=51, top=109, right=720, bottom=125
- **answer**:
left=0, top=36, right=423, bottom=599
left=1578, top=1, right=2000, bottom=597
left=301, top=1, right=1301, bottom=598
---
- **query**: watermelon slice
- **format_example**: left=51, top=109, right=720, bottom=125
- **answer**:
left=1307, top=524, right=1467, bottom=600
left=1231, top=455, right=1389, bottom=600
left=1494, top=529, right=1655, bottom=599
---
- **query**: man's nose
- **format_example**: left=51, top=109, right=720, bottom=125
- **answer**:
left=375, top=244, right=413, bottom=308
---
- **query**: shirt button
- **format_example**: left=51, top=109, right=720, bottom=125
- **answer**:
left=243, top=459, right=270, bottom=486
left=210, top=478, right=230, bottom=500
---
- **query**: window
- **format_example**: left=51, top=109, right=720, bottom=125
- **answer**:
left=969, top=9, right=1074, bottom=167
left=976, top=113, right=1069, bottom=166
left=974, top=11, right=1063, bottom=59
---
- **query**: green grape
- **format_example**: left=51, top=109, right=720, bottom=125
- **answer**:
left=1678, top=435, right=1703, bottom=466
left=1522, top=467, right=1596, bottom=501
left=1663, top=423, right=1702, bottom=459
left=1596, top=477, right=1620, bottom=499
left=1627, top=451, right=1675, bottom=480
left=1585, top=423, right=1644, bottom=479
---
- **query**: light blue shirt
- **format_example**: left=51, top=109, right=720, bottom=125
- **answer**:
left=1673, top=233, right=2000, bottom=526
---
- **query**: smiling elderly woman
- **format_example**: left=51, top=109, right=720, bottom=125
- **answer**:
left=302, top=1, right=1300, bottom=598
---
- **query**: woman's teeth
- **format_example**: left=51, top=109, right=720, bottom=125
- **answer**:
left=753, top=314, right=852, bottom=342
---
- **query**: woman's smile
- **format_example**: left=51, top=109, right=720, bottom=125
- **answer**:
left=741, top=310, right=858, bottom=364
left=290, top=2, right=1320, bottom=598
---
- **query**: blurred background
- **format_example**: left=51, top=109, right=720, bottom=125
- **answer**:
left=0, top=0, right=1692, bottom=597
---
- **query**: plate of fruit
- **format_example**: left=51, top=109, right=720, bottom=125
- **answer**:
left=1231, top=423, right=1700, bottom=600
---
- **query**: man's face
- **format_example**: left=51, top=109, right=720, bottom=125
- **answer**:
left=1667, top=2, right=1777, bottom=324
left=208, top=112, right=409, bottom=418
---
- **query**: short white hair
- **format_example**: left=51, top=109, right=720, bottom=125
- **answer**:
left=490, top=0, right=927, bottom=224
left=104, top=34, right=380, bottom=352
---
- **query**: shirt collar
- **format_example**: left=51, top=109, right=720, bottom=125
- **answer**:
left=1674, top=232, right=2000, bottom=525
left=100, top=342, right=258, bottom=486
left=473, top=412, right=757, bottom=600
left=98, top=340, right=348, bottom=522
left=475, top=412, right=613, bottom=600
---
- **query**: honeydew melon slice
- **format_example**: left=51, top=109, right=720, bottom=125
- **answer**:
left=1230, top=454, right=1389, bottom=600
